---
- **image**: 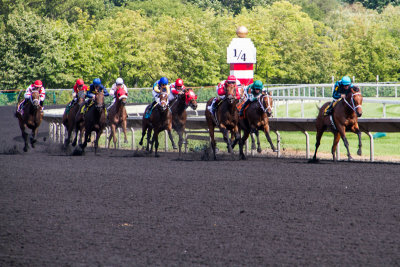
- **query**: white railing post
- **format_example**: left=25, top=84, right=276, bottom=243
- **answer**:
left=105, top=127, right=109, bottom=148
left=367, top=132, right=374, bottom=162
left=336, top=141, right=340, bottom=161
left=314, top=86, right=317, bottom=98
left=285, top=100, right=289, bottom=117
left=275, top=131, right=280, bottom=158
left=118, top=128, right=121, bottom=149
left=376, top=75, right=379, bottom=97
left=301, top=99, right=304, bottom=118
left=383, top=103, right=386, bottom=118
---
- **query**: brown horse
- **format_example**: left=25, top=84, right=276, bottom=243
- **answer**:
left=107, top=88, right=128, bottom=149
left=15, top=91, right=43, bottom=152
left=79, top=91, right=107, bottom=154
left=139, top=92, right=172, bottom=157
left=312, top=86, right=363, bottom=162
left=63, top=90, right=86, bottom=147
left=235, top=92, right=277, bottom=153
left=205, top=83, right=245, bottom=160
left=167, top=88, right=198, bottom=158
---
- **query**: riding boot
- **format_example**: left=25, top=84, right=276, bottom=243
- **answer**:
left=18, top=99, right=27, bottom=114
left=211, top=98, right=220, bottom=115
left=145, top=101, right=156, bottom=119
left=240, top=99, right=250, bottom=117
left=325, top=101, right=334, bottom=115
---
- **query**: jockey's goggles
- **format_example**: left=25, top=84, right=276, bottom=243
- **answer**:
left=227, top=81, right=236, bottom=84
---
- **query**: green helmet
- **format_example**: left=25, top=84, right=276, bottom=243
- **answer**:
left=253, top=80, right=263, bottom=90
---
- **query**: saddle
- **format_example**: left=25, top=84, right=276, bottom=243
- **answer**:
left=324, top=98, right=342, bottom=116
left=80, top=101, right=94, bottom=114
left=236, top=102, right=250, bottom=119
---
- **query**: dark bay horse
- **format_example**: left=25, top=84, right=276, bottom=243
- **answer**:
left=167, top=88, right=198, bottom=158
left=312, top=86, right=363, bottom=162
left=139, top=92, right=172, bottom=157
left=235, top=92, right=277, bottom=153
left=205, top=84, right=245, bottom=160
left=15, top=91, right=43, bottom=152
left=107, top=88, right=128, bottom=149
left=63, top=90, right=85, bottom=147
left=79, top=91, right=107, bottom=154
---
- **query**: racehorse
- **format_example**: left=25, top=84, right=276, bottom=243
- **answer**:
left=234, top=92, right=277, bottom=153
left=205, top=83, right=245, bottom=160
left=62, top=90, right=85, bottom=147
left=311, top=86, right=363, bottom=162
left=167, top=88, right=198, bottom=158
left=79, top=91, right=107, bottom=154
left=139, top=92, right=172, bottom=157
left=107, top=88, right=128, bottom=149
left=15, top=90, right=43, bottom=152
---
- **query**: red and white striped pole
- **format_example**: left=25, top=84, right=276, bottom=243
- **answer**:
left=227, top=26, right=257, bottom=87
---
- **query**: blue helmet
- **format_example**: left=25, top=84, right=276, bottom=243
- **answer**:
left=341, top=76, right=351, bottom=86
left=93, top=78, right=101, bottom=86
left=158, top=77, right=168, bottom=86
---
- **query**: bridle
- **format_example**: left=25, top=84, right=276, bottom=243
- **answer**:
left=343, top=92, right=362, bottom=113
left=159, top=92, right=169, bottom=111
left=258, top=94, right=273, bottom=114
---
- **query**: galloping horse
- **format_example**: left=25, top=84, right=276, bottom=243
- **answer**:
left=235, top=92, right=277, bottom=153
left=79, top=91, right=107, bottom=154
left=62, top=90, right=86, bottom=147
left=167, top=88, right=198, bottom=158
left=139, top=92, right=172, bottom=157
left=205, top=84, right=245, bottom=160
left=312, top=86, right=363, bottom=162
left=15, top=91, right=43, bottom=152
left=107, top=88, right=128, bottom=149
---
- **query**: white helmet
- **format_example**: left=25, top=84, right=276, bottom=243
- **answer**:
left=116, top=77, right=124, bottom=85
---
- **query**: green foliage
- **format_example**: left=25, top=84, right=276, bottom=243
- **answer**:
left=342, top=0, right=400, bottom=10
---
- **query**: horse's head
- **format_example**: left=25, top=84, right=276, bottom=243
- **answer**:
left=116, top=88, right=128, bottom=106
left=159, top=92, right=169, bottom=111
left=77, top=90, right=86, bottom=104
left=345, top=86, right=363, bottom=117
left=185, top=88, right=198, bottom=110
left=30, top=90, right=40, bottom=109
left=95, top=91, right=105, bottom=112
left=260, top=91, right=274, bottom=117
left=225, top=82, right=237, bottom=104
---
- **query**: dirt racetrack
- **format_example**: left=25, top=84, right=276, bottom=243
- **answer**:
left=0, top=105, right=399, bottom=266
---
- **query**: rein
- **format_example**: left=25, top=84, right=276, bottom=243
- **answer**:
left=343, top=92, right=362, bottom=112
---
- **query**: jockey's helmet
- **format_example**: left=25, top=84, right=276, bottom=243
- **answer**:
left=253, top=80, right=263, bottom=90
left=76, top=79, right=84, bottom=86
left=93, top=78, right=101, bottom=86
left=341, top=76, right=351, bottom=86
left=159, top=77, right=168, bottom=86
left=34, top=80, right=42, bottom=87
left=226, top=75, right=237, bottom=85
left=175, top=78, right=184, bottom=87
left=116, top=77, right=124, bottom=85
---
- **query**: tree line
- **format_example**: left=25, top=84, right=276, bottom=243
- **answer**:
left=1, top=0, right=400, bottom=90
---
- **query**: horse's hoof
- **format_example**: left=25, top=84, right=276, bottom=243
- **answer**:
left=139, top=141, right=143, bottom=146
left=155, top=154, right=160, bottom=158
left=357, top=149, right=362, bottom=156
left=257, top=148, right=262, bottom=153
left=240, top=154, right=247, bottom=160
left=308, top=158, right=319, bottom=163
left=23, top=147, right=28, bottom=152
left=172, top=145, right=177, bottom=150
left=348, top=156, right=353, bottom=161
left=124, top=139, right=129, bottom=144
left=251, top=145, right=256, bottom=150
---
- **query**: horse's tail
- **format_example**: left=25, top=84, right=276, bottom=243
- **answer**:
left=315, top=103, right=321, bottom=110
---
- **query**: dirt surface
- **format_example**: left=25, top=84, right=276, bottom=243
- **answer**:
left=1, top=105, right=399, bottom=266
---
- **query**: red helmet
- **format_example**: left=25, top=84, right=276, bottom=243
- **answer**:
left=227, top=75, right=236, bottom=82
left=76, top=79, right=84, bottom=85
left=34, top=80, right=42, bottom=87
left=175, top=78, right=184, bottom=87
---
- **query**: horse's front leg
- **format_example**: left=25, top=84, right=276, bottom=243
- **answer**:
left=19, top=122, right=29, bottom=152
left=263, top=124, right=277, bottom=152
left=30, top=127, right=38, bottom=148
left=153, top=130, right=160, bottom=157
left=94, top=130, right=102, bottom=154
left=177, top=129, right=184, bottom=159
left=234, top=126, right=246, bottom=160
left=352, top=125, right=362, bottom=156
left=220, top=126, right=232, bottom=153
left=167, top=129, right=177, bottom=150
left=331, top=131, right=341, bottom=162
left=80, top=129, right=90, bottom=151
left=147, top=128, right=153, bottom=152
left=108, top=124, right=117, bottom=149
left=122, top=119, right=128, bottom=144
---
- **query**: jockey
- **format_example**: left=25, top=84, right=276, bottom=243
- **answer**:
left=70, top=79, right=87, bottom=106
left=145, top=77, right=170, bottom=118
left=208, top=75, right=241, bottom=115
left=109, top=77, right=128, bottom=108
left=239, top=80, right=263, bottom=117
left=168, top=78, right=186, bottom=102
left=325, top=76, right=353, bottom=115
left=19, top=80, right=46, bottom=112
left=83, top=78, right=109, bottom=110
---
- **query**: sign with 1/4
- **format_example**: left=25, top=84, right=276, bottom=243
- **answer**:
left=227, top=38, right=256, bottom=64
